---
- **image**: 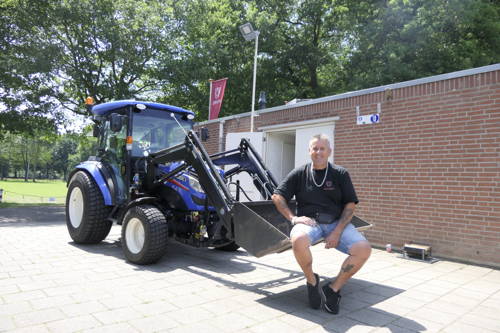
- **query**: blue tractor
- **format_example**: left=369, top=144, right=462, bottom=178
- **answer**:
left=65, top=100, right=295, bottom=264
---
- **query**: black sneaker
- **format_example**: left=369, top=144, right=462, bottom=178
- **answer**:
left=321, top=284, right=341, bottom=314
left=306, top=273, right=321, bottom=309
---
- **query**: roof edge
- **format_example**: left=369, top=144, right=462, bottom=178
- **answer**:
left=197, top=63, right=500, bottom=126
left=92, top=100, right=194, bottom=116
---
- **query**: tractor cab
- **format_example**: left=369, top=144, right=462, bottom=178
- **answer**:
left=130, top=108, right=193, bottom=158
left=89, top=100, right=196, bottom=205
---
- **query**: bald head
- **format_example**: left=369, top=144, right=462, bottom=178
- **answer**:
left=309, top=134, right=331, bottom=149
left=309, top=134, right=332, bottom=168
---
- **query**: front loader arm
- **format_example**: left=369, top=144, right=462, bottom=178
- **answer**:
left=147, top=130, right=292, bottom=257
left=148, top=131, right=233, bottom=223
left=211, top=138, right=278, bottom=199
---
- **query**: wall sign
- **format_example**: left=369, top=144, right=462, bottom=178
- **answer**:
left=357, top=113, right=380, bottom=125
left=356, top=103, right=381, bottom=125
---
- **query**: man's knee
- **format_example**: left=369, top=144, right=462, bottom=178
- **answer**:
left=291, top=232, right=311, bottom=250
left=350, top=241, right=371, bottom=260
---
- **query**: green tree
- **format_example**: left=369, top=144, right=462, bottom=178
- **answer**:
left=0, top=0, right=62, bottom=135
left=157, top=0, right=250, bottom=120
left=0, top=0, right=176, bottom=131
left=0, top=129, right=57, bottom=181
left=0, top=133, right=23, bottom=178
left=67, top=132, right=99, bottom=175
left=252, top=0, right=354, bottom=100
left=2, top=0, right=499, bottom=127
left=346, top=0, right=500, bottom=89
left=52, top=135, right=78, bottom=180
left=158, top=0, right=355, bottom=120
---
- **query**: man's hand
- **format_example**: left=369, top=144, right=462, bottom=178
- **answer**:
left=292, top=216, right=317, bottom=226
left=324, top=229, right=341, bottom=249
left=324, top=202, right=355, bottom=249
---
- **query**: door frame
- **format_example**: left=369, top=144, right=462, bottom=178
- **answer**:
left=259, top=116, right=340, bottom=133
left=259, top=116, right=340, bottom=171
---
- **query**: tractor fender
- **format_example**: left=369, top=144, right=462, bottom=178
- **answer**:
left=118, top=197, right=160, bottom=224
left=68, top=161, right=113, bottom=206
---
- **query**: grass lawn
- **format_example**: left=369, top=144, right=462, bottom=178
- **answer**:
left=0, top=179, right=67, bottom=204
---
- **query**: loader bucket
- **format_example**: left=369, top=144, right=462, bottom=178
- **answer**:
left=231, top=201, right=292, bottom=257
left=231, top=200, right=373, bottom=257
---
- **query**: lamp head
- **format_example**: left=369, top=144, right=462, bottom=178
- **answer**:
left=239, top=23, right=258, bottom=41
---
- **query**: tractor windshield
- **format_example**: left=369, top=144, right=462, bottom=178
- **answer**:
left=131, top=108, right=193, bottom=157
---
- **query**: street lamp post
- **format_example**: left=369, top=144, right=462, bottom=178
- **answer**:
left=239, top=23, right=259, bottom=132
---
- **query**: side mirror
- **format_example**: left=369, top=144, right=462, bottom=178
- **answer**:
left=110, top=113, right=124, bottom=132
left=200, top=127, right=209, bottom=141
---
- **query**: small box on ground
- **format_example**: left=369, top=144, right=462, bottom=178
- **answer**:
left=402, top=243, right=438, bottom=263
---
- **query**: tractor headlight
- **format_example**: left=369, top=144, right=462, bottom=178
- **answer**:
left=186, top=174, right=204, bottom=193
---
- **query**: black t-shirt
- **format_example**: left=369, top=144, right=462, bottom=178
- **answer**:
left=274, top=163, right=358, bottom=220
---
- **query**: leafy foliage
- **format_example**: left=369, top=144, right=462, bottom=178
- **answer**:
left=1, top=0, right=499, bottom=130
left=1, top=0, right=175, bottom=130
left=346, top=0, right=500, bottom=89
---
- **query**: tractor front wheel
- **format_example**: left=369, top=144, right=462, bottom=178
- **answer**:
left=122, top=205, right=168, bottom=265
left=66, top=171, right=112, bottom=244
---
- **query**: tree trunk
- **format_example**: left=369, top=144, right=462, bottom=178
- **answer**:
left=32, top=139, right=38, bottom=182
left=32, top=160, right=37, bottom=182
left=24, top=160, right=29, bottom=182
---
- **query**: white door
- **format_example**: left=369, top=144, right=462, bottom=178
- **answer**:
left=295, top=126, right=335, bottom=167
left=282, top=142, right=295, bottom=178
left=225, top=132, right=264, bottom=201
left=265, top=133, right=283, bottom=181
left=265, top=132, right=296, bottom=183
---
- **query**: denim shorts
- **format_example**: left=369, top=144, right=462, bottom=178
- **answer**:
left=290, top=221, right=367, bottom=254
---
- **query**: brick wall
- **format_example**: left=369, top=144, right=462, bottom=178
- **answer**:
left=197, top=67, right=500, bottom=266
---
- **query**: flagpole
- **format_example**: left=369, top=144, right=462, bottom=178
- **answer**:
left=208, top=79, right=213, bottom=120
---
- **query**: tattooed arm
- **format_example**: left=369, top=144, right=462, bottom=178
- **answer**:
left=336, top=202, right=355, bottom=229
left=271, top=194, right=295, bottom=221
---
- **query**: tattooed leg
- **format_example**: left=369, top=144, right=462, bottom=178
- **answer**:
left=329, top=241, right=371, bottom=292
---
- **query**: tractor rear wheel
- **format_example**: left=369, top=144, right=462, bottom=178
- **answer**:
left=122, top=205, right=168, bottom=264
left=66, top=171, right=112, bottom=244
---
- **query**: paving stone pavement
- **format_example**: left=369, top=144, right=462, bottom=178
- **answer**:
left=1, top=206, right=499, bottom=333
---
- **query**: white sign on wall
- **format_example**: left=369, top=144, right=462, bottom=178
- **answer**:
left=356, top=103, right=381, bottom=125
left=357, top=113, right=380, bottom=125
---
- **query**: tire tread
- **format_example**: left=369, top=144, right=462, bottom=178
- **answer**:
left=122, top=205, right=168, bottom=264
left=66, top=171, right=112, bottom=244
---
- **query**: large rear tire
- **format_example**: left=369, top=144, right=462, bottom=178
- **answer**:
left=66, top=171, right=112, bottom=244
left=122, top=205, right=168, bottom=265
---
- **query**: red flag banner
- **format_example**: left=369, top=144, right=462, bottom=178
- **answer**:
left=209, top=78, right=227, bottom=120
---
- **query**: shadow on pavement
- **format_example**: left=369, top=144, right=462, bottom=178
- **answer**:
left=184, top=252, right=426, bottom=332
left=0, top=205, right=65, bottom=227
left=6, top=206, right=425, bottom=332
left=73, top=238, right=425, bottom=332
left=70, top=239, right=258, bottom=275
left=254, top=281, right=427, bottom=332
